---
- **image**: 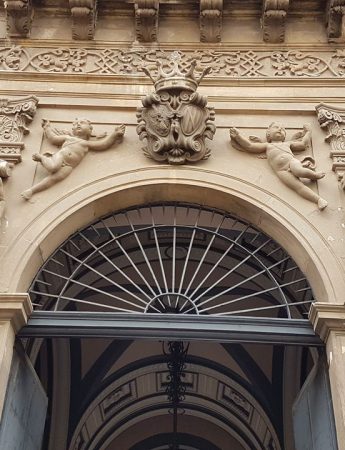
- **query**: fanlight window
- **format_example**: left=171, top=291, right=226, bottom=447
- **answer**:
left=30, top=203, right=314, bottom=319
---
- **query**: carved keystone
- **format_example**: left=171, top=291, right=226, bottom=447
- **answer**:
left=69, top=0, right=97, bottom=40
left=316, top=103, right=345, bottom=190
left=262, top=0, right=290, bottom=43
left=326, top=0, right=345, bottom=41
left=200, top=0, right=223, bottom=43
left=0, top=95, right=38, bottom=164
left=135, top=0, right=159, bottom=42
left=4, top=0, right=33, bottom=37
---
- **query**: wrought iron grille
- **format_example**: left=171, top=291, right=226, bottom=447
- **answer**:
left=29, top=203, right=314, bottom=318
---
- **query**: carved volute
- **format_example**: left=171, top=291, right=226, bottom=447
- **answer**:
left=262, top=0, right=290, bottom=43
left=69, top=0, right=98, bottom=40
left=134, top=0, right=159, bottom=42
left=200, top=0, right=223, bottom=43
left=4, top=0, right=33, bottom=37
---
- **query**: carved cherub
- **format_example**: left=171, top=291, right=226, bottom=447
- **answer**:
left=21, top=118, right=126, bottom=200
left=229, top=123, right=328, bottom=210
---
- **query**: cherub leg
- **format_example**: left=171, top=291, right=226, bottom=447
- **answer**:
left=21, top=166, right=73, bottom=200
left=289, top=159, right=325, bottom=180
left=33, top=152, right=64, bottom=174
left=276, top=170, right=328, bottom=210
left=0, top=200, right=5, bottom=219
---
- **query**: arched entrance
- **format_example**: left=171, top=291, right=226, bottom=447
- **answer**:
left=15, top=201, right=337, bottom=450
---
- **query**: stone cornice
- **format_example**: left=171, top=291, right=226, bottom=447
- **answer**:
left=0, top=293, right=32, bottom=332
left=309, top=302, right=345, bottom=341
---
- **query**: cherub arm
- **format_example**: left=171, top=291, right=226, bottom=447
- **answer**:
left=230, top=128, right=267, bottom=154
left=88, top=124, right=126, bottom=151
left=290, top=124, right=312, bottom=152
left=42, top=119, right=70, bottom=146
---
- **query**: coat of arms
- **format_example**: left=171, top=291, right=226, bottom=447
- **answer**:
left=136, top=52, right=216, bottom=164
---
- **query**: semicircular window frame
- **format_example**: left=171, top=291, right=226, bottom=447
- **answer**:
left=29, top=202, right=315, bottom=319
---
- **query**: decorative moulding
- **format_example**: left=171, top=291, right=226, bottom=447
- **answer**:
left=134, top=0, right=159, bottom=42
left=136, top=52, right=216, bottom=165
left=309, top=302, right=345, bottom=341
left=262, top=0, right=290, bottom=43
left=4, top=0, right=33, bottom=38
left=200, top=0, right=223, bottom=43
left=316, top=103, right=345, bottom=190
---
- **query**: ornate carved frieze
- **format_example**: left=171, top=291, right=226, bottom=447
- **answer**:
left=2, top=46, right=345, bottom=79
left=4, top=0, right=33, bottom=37
left=134, top=0, right=159, bottom=42
left=316, top=103, right=345, bottom=189
left=0, top=95, right=38, bottom=164
left=69, top=0, right=97, bottom=40
left=136, top=52, right=216, bottom=165
left=200, top=0, right=223, bottom=43
left=326, top=0, right=345, bottom=41
left=262, top=0, right=290, bottom=43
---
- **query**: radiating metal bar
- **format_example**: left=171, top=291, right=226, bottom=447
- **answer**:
left=126, top=211, right=163, bottom=296
left=172, top=207, right=177, bottom=295
left=79, top=231, right=155, bottom=301
left=193, top=238, right=272, bottom=307
left=193, top=255, right=290, bottom=305
left=58, top=248, right=149, bottom=306
left=199, top=277, right=307, bottom=314
left=184, top=215, right=227, bottom=297
left=215, top=300, right=313, bottom=316
left=20, top=312, right=323, bottom=347
left=29, top=291, right=144, bottom=313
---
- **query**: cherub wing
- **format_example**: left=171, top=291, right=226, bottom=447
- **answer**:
left=291, top=128, right=312, bottom=152
left=50, top=128, right=72, bottom=136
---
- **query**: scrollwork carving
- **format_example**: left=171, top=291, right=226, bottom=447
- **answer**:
left=4, top=0, right=33, bottom=37
left=137, top=52, right=216, bottom=165
left=69, top=0, right=97, bottom=40
left=0, top=95, right=38, bottom=164
left=316, top=103, right=345, bottom=189
left=200, top=0, right=223, bottom=43
left=134, top=0, right=159, bottom=42
left=262, top=0, right=290, bottom=43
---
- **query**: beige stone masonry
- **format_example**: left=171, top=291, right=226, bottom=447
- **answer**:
left=309, top=303, right=345, bottom=450
left=0, top=294, right=32, bottom=421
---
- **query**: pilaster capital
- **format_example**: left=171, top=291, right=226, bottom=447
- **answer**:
left=0, top=293, right=32, bottom=333
left=309, top=302, right=345, bottom=341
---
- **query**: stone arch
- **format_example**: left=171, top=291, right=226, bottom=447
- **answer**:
left=5, top=167, right=344, bottom=306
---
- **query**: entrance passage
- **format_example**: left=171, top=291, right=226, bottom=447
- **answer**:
left=18, top=202, right=337, bottom=450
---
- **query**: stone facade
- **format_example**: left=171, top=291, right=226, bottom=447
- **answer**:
left=0, top=1, right=345, bottom=449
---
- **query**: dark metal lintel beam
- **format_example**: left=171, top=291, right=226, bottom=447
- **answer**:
left=19, top=312, right=323, bottom=346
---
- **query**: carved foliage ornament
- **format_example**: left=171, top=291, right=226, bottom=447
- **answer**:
left=0, top=95, right=38, bottom=164
left=262, top=0, right=290, bottom=43
left=136, top=52, right=216, bottom=165
left=135, top=0, right=159, bottom=42
left=69, top=0, right=97, bottom=40
left=200, top=0, right=223, bottom=43
left=316, top=103, right=345, bottom=189
left=4, top=0, right=33, bottom=37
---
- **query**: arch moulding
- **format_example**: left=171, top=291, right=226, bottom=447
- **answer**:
left=2, top=167, right=344, bottom=306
